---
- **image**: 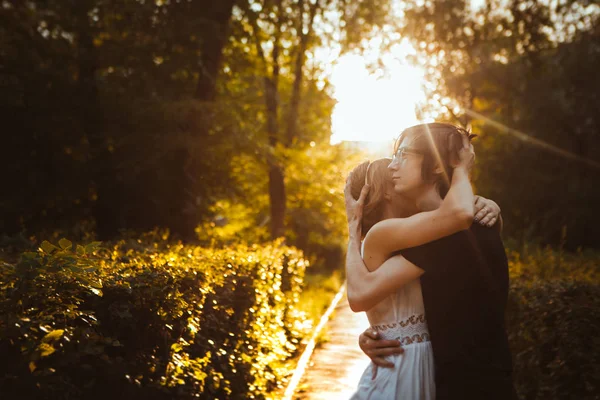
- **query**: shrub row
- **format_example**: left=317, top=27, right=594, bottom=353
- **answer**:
left=507, top=280, right=600, bottom=400
left=0, top=236, right=311, bottom=399
left=506, top=245, right=600, bottom=400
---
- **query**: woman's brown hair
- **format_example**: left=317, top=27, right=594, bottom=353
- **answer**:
left=349, top=158, right=392, bottom=236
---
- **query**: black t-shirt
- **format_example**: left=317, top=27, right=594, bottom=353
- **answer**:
left=396, top=224, right=518, bottom=400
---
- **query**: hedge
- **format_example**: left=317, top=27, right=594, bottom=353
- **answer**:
left=0, top=237, right=311, bottom=399
left=506, top=245, right=600, bottom=400
left=507, top=281, right=600, bottom=400
left=2, top=237, right=598, bottom=400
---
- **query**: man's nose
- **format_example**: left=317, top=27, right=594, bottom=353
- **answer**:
left=388, top=158, right=399, bottom=170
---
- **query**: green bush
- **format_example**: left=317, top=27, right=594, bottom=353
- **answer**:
left=507, top=281, right=600, bottom=400
left=507, top=242, right=600, bottom=284
left=0, top=237, right=311, bottom=399
left=506, top=245, right=600, bottom=400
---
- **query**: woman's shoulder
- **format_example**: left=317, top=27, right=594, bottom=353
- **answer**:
left=364, top=217, right=404, bottom=248
left=362, top=221, right=396, bottom=268
left=362, top=224, right=381, bottom=251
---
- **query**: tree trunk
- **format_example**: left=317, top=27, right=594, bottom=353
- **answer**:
left=286, top=0, right=319, bottom=146
left=194, top=0, right=237, bottom=101
left=170, top=0, right=236, bottom=241
left=266, top=0, right=320, bottom=240
left=266, top=40, right=285, bottom=239
left=268, top=163, right=286, bottom=238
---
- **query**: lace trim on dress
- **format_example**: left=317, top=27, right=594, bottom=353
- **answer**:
left=370, top=314, right=430, bottom=343
left=371, top=314, right=426, bottom=331
left=399, top=332, right=430, bottom=345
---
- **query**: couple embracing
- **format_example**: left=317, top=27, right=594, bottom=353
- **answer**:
left=344, top=123, right=519, bottom=400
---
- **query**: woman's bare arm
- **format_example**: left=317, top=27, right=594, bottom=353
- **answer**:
left=344, top=136, right=474, bottom=312
left=364, top=165, right=474, bottom=259
left=363, top=134, right=476, bottom=258
left=345, top=166, right=472, bottom=312
left=345, top=194, right=503, bottom=312
left=346, top=251, right=422, bottom=312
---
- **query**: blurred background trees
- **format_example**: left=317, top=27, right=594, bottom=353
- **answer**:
left=0, top=0, right=384, bottom=265
left=1, top=0, right=599, bottom=258
left=398, top=0, right=600, bottom=249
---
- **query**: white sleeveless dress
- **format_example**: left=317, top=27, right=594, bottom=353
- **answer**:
left=350, top=246, right=436, bottom=399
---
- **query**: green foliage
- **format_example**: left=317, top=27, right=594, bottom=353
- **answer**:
left=508, top=281, right=600, bottom=400
left=18, top=239, right=104, bottom=294
left=506, top=245, right=600, bottom=400
left=1, top=0, right=391, bottom=242
left=507, top=242, right=600, bottom=284
left=0, top=237, right=311, bottom=399
left=298, top=270, right=344, bottom=332
left=286, top=142, right=365, bottom=268
left=399, top=0, right=600, bottom=249
left=196, top=140, right=365, bottom=269
left=196, top=200, right=271, bottom=247
left=0, top=0, right=239, bottom=239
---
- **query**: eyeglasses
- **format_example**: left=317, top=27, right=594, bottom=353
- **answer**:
left=393, top=147, right=421, bottom=161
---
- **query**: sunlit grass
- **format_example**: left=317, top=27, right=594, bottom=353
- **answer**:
left=297, top=269, right=344, bottom=346
left=507, top=241, right=600, bottom=284
left=299, top=270, right=344, bottom=323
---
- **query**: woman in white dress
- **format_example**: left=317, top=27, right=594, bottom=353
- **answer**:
left=345, top=138, right=477, bottom=399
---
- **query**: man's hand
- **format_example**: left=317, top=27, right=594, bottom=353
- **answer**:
left=344, top=172, right=370, bottom=241
left=358, top=328, right=404, bottom=380
left=474, top=196, right=501, bottom=227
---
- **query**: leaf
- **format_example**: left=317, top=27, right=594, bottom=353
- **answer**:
left=89, top=278, right=103, bottom=289
left=171, top=342, right=183, bottom=353
left=29, top=361, right=36, bottom=373
left=38, top=343, right=56, bottom=357
left=85, top=241, right=103, bottom=253
left=59, top=238, right=72, bottom=250
left=42, top=329, right=64, bottom=343
left=76, top=245, right=86, bottom=255
left=22, top=252, right=38, bottom=260
left=82, top=265, right=98, bottom=273
left=40, top=241, right=59, bottom=254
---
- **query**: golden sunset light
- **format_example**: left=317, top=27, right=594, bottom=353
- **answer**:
left=329, top=40, right=429, bottom=145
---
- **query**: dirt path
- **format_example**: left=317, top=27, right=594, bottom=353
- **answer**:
left=293, top=292, right=371, bottom=399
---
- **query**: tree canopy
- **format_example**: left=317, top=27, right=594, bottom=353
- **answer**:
left=1, top=0, right=599, bottom=251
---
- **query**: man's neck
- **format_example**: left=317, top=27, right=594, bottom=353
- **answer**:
left=415, top=185, right=443, bottom=212
left=382, top=203, right=397, bottom=219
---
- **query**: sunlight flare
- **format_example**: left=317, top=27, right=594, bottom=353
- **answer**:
left=329, top=41, right=428, bottom=145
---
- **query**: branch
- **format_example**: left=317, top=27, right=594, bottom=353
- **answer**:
left=286, top=0, right=321, bottom=146
left=238, top=2, right=268, bottom=74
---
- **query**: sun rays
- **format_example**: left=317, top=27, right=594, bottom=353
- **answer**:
left=329, top=41, right=428, bottom=145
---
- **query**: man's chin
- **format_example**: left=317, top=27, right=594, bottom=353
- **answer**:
left=394, top=183, right=419, bottom=199
left=393, top=183, right=405, bottom=194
